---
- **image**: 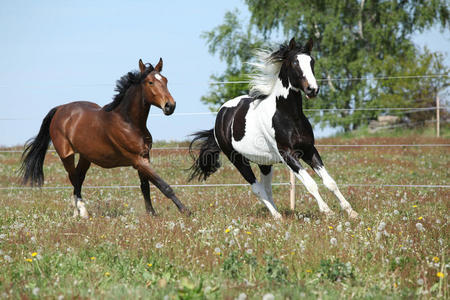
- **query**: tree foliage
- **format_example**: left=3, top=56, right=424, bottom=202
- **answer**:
left=202, top=1, right=449, bottom=130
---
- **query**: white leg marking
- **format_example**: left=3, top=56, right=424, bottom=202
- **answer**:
left=315, top=167, right=358, bottom=218
left=295, top=168, right=333, bottom=215
left=73, top=195, right=88, bottom=219
left=260, top=168, right=273, bottom=202
left=251, top=182, right=282, bottom=220
left=77, top=198, right=89, bottom=219
left=73, top=195, right=79, bottom=217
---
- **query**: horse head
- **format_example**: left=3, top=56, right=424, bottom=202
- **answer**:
left=139, top=58, right=176, bottom=115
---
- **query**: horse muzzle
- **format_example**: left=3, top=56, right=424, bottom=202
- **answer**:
left=305, top=86, right=319, bottom=99
left=163, top=101, right=176, bottom=115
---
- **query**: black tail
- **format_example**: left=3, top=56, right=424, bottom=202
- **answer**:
left=188, top=129, right=222, bottom=181
left=20, top=107, right=58, bottom=186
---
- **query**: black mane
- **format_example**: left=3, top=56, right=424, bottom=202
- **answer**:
left=269, top=42, right=307, bottom=62
left=103, top=64, right=154, bottom=112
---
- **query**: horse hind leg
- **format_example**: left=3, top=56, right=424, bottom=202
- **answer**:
left=229, top=154, right=281, bottom=219
left=258, top=165, right=274, bottom=202
left=60, top=154, right=90, bottom=218
left=73, top=156, right=91, bottom=218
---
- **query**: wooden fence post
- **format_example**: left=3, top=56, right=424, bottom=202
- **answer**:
left=290, top=170, right=295, bottom=210
left=436, top=93, right=440, bottom=137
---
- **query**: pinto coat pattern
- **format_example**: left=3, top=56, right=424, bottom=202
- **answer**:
left=189, top=38, right=358, bottom=220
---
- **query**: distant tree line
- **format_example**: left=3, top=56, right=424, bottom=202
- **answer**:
left=201, top=0, right=449, bottom=131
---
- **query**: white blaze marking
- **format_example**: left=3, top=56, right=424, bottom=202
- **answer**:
left=297, top=54, right=318, bottom=89
left=155, top=74, right=162, bottom=81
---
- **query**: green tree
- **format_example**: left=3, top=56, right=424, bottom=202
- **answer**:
left=202, top=1, right=449, bottom=131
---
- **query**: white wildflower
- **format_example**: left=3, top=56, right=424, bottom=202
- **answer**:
left=330, top=237, right=337, bottom=246
left=155, top=242, right=163, bottom=249
left=246, top=249, right=253, bottom=255
left=415, top=223, right=425, bottom=232
left=336, top=224, right=343, bottom=232
left=237, top=293, right=247, bottom=300
left=284, top=231, right=290, bottom=240
left=375, top=231, right=382, bottom=241
left=262, top=293, right=275, bottom=300
left=377, top=221, right=386, bottom=232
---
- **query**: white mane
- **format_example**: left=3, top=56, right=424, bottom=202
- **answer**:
left=248, top=49, right=282, bottom=98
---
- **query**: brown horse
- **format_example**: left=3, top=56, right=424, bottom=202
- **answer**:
left=20, top=58, right=190, bottom=218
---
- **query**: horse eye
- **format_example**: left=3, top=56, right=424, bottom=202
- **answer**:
left=148, top=81, right=153, bottom=85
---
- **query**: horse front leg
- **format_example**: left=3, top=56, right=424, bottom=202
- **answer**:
left=280, top=149, right=334, bottom=217
left=304, top=147, right=358, bottom=219
left=135, top=158, right=191, bottom=216
left=138, top=171, right=157, bottom=216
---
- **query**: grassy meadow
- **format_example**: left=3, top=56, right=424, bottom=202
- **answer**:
left=0, top=126, right=448, bottom=299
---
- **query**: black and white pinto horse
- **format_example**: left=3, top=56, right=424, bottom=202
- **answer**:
left=189, top=38, right=358, bottom=220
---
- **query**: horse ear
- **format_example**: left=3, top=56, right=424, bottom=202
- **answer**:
left=305, top=38, right=314, bottom=53
left=139, top=59, right=146, bottom=74
left=288, top=38, right=296, bottom=50
left=155, top=58, right=163, bottom=72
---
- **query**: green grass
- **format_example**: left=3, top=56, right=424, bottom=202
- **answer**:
left=0, top=128, right=448, bottom=299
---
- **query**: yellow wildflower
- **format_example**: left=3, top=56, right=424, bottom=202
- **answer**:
left=328, top=226, right=333, bottom=229
left=367, top=227, right=372, bottom=231
left=124, top=203, right=128, bottom=207
left=433, top=256, right=439, bottom=263
left=25, top=258, right=33, bottom=262
left=104, top=272, right=110, bottom=277
left=31, top=252, right=37, bottom=257
left=225, top=228, right=230, bottom=233
left=437, top=272, right=444, bottom=278
left=147, top=263, right=153, bottom=267
left=412, top=205, right=417, bottom=208
left=90, top=256, right=96, bottom=260
left=246, top=231, right=252, bottom=235
left=418, top=216, right=423, bottom=220
left=306, top=269, right=312, bottom=273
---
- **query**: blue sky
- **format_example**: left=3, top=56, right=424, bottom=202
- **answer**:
left=0, top=1, right=448, bottom=146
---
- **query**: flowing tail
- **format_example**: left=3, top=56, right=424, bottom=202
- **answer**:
left=188, top=129, right=221, bottom=181
left=20, top=107, right=58, bottom=186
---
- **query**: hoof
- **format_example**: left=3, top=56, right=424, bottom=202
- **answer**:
left=324, top=210, right=335, bottom=218
left=273, top=212, right=283, bottom=220
left=348, top=210, right=359, bottom=219
left=181, top=207, right=192, bottom=217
